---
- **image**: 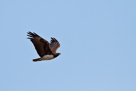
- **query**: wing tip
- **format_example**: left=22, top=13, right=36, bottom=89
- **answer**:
left=27, top=31, right=40, bottom=39
left=50, top=37, right=58, bottom=43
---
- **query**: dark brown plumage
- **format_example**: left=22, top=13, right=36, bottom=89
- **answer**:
left=27, top=32, right=61, bottom=62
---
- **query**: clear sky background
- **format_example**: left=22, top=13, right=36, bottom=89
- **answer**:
left=0, top=0, right=136, bottom=91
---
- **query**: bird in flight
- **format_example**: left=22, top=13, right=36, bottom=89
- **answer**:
left=27, top=32, right=61, bottom=62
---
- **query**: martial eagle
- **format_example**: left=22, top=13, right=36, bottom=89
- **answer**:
left=27, top=32, right=61, bottom=62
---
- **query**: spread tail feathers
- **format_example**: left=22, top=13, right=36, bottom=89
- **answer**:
left=33, top=58, right=41, bottom=62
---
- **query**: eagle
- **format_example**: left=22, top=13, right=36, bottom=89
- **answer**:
left=27, top=32, right=61, bottom=62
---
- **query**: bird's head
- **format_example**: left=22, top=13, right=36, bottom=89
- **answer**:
left=54, top=53, right=61, bottom=58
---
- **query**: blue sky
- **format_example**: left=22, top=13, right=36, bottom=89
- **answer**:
left=0, top=0, right=136, bottom=91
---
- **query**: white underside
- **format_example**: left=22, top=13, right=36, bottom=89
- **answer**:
left=40, top=55, right=54, bottom=60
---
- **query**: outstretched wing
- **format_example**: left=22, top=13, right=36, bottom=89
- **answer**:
left=27, top=32, right=53, bottom=57
left=50, top=37, right=60, bottom=54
